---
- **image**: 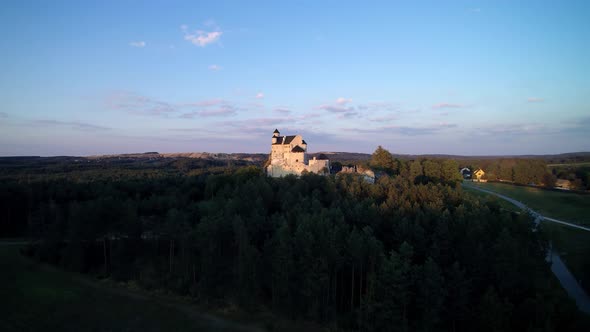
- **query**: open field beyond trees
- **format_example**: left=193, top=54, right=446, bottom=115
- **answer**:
left=467, top=182, right=590, bottom=226
left=461, top=182, right=590, bottom=296
left=541, top=224, right=590, bottom=295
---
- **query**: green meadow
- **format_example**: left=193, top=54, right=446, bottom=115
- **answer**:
left=541, top=223, right=590, bottom=294
left=467, top=182, right=590, bottom=226
left=462, top=182, right=590, bottom=294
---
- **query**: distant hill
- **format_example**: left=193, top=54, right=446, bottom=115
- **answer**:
left=2, top=151, right=589, bottom=165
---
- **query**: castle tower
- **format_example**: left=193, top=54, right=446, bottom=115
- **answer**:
left=272, top=129, right=280, bottom=144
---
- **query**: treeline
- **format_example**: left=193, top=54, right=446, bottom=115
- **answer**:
left=367, top=146, right=464, bottom=184
left=0, top=157, right=251, bottom=183
left=461, top=159, right=553, bottom=186
left=550, top=165, right=590, bottom=190
left=2, top=165, right=588, bottom=331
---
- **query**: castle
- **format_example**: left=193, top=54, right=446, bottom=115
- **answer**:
left=266, top=129, right=330, bottom=177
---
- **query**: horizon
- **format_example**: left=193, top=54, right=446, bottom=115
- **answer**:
left=1, top=1, right=589, bottom=156
left=3, top=149, right=590, bottom=159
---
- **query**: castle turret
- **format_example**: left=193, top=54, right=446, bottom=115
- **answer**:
left=272, top=129, right=280, bottom=144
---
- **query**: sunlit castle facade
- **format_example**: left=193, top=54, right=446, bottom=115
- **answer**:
left=266, top=129, right=330, bottom=177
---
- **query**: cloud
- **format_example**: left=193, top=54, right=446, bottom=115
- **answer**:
left=318, top=105, right=354, bottom=113
left=338, top=112, right=359, bottom=119
left=33, top=120, right=111, bottom=131
left=274, top=108, right=291, bottom=115
left=107, top=92, right=245, bottom=119
left=129, top=41, right=146, bottom=48
left=472, top=123, right=550, bottom=137
left=106, top=91, right=176, bottom=116
left=208, top=64, right=222, bottom=71
left=357, top=102, right=398, bottom=112
left=336, top=97, right=352, bottom=105
left=180, top=103, right=238, bottom=118
left=432, top=103, right=466, bottom=109
left=180, top=99, right=225, bottom=108
left=216, top=118, right=292, bottom=135
left=199, top=105, right=237, bottom=117
left=181, top=24, right=222, bottom=47
left=527, top=97, right=544, bottom=103
left=0, top=112, right=7, bottom=118
left=368, top=115, right=396, bottom=122
left=317, top=99, right=359, bottom=120
left=343, top=122, right=457, bottom=136
left=298, top=113, right=321, bottom=120
left=255, top=92, right=264, bottom=99
left=470, top=8, right=482, bottom=13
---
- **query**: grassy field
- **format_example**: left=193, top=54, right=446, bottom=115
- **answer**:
left=462, top=186, right=522, bottom=213
left=541, top=223, right=590, bottom=294
left=466, top=182, right=590, bottom=225
left=462, top=182, right=590, bottom=295
left=0, top=244, right=258, bottom=332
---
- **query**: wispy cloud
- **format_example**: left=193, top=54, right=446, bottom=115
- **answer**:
left=471, top=118, right=590, bottom=140
left=199, top=105, right=237, bottom=117
left=432, top=103, right=466, bottom=109
left=357, top=102, right=398, bottom=112
left=107, top=91, right=245, bottom=119
left=527, top=97, right=544, bottom=103
left=274, top=108, right=291, bottom=115
left=255, top=92, right=264, bottom=99
left=33, top=120, right=111, bottom=131
left=343, top=122, right=457, bottom=136
left=181, top=99, right=225, bottom=108
left=106, top=91, right=176, bottom=116
left=0, top=112, right=7, bottom=118
left=208, top=64, right=222, bottom=71
left=336, top=97, right=352, bottom=105
left=470, top=8, right=482, bottom=13
left=338, top=112, right=359, bottom=119
left=318, top=105, right=354, bottom=113
left=217, top=118, right=291, bottom=135
left=472, top=123, right=551, bottom=137
left=181, top=23, right=222, bottom=47
left=129, top=41, right=146, bottom=48
left=368, top=115, right=396, bottom=122
left=180, top=102, right=238, bottom=118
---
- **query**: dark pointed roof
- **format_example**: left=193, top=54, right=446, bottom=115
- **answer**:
left=273, top=129, right=280, bottom=133
left=302, top=140, right=307, bottom=145
left=283, top=135, right=296, bottom=144
left=291, top=146, right=305, bottom=153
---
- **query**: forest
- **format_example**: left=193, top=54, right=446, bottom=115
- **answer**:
left=456, top=158, right=589, bottom=190
left=1, top=150, right=589, bottom=331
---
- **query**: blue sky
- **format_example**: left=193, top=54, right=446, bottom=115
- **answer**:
left=1, top=0, right=589, bottom=156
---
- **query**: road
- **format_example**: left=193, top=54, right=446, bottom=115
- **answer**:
left=463, top=182, right=590, bottom=313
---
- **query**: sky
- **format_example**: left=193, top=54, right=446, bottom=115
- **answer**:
left=0, top=0, right=589, bottom=156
